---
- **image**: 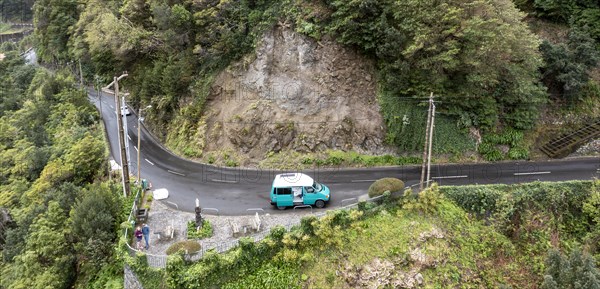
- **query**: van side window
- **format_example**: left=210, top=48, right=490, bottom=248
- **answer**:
left=305, top=186, right=315, bottom=193
left=276, top=187, right=292, bottom=195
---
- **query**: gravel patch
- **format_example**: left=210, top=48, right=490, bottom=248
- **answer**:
left=138, top=200, right=316, bottom=256
left=570, top=138, right=600, bottom=156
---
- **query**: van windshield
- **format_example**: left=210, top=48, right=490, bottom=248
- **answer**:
left=313, top=182, right=322, bottom=192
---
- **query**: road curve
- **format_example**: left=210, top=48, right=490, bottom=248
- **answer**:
left=88, top=88, right=600, bottom=215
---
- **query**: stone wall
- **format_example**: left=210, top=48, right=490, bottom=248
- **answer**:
left=124, top=265, right=144, bottom=289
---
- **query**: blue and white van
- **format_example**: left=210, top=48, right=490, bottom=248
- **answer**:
left=270, top=173, right=331, bottom=209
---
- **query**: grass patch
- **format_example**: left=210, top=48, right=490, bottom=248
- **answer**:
left=199, top=149, right=241, bottom=167
left=187, top=219, right=213, bottom=239
left=166, top=240, right=201, bottom=255
left=259, top=149, right=421, bottom=170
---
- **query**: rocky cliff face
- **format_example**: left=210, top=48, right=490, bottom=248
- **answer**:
left=198, top=26, right=388, bottom=165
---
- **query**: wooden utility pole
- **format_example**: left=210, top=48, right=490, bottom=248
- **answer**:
left=78, top=59, right=83, bottom=87
left=110, top=73, right=130, bottom=197
left=420, top=92, right=434, bottom=190
left=426, top=102, right=436, bottom=186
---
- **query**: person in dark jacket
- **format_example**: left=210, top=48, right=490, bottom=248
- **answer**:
left=142, top=223, right=150, bottom=249
left=134, top=226, right=143, bottom=250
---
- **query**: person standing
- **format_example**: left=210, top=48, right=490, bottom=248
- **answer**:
left=142, top=223, right=150, bottom=249
left=134, top=226, right=143, bottom=250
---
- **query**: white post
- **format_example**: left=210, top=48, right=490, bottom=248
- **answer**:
left=122, top=96, right=130, bottom=170
left=137, top=105, right=151, bottom=184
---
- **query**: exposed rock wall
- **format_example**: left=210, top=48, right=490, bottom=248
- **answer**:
left=199, top=26, right=387, bottom=164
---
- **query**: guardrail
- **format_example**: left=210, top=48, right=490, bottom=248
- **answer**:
left=293, top=205, right=313, bottom=214
left=201, top=208, right=219, bottom=216
left=165, top=201, right=179, bottom=210
left=246, top=208, right=265, bottom=215
left=340, top=197, right=358, bottom=207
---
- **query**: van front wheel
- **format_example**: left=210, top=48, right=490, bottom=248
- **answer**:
left=277, top=206, right=286, bottom=210
left=315, top=200, right=325, bottom=208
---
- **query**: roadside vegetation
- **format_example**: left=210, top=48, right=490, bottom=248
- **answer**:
left=122, top=180, right=600, bottom=288
left=0, top=49, right=125, bottom=289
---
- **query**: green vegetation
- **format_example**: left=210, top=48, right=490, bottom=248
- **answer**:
left=0, top=0, right=34, bottom=23
left=186, top=220, right=213, bottom=240
left=478, top=129, right=530, bottom=161
left=260, top=150, right=421, bottom=170
left=541, top=248, right=600, bottom=288
left=367, top=178, right=404, bottom=198
left=121, top=180, right=600, bottom=288
left=0, top=51, right=125, bottom=289
left=166, top=240, right=201, bottom=256
left=442, top=181, right=600, bottom=275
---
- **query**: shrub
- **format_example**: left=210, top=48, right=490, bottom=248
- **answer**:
left=187, top=219, right=213, bottom=239
left=166, top=240, right=201, bottom=255
left=402, top=184, right=442, bottom=214
left=368, top=178, right=405, bottom=198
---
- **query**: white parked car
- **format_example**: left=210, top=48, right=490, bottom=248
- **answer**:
left=121, top=106, right=131, bottom=116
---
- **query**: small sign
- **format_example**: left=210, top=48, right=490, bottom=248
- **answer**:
left=153, top=188, right=169, bottom=200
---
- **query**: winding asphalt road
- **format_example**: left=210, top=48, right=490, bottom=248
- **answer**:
left=88, top=88, right=600, bottom=215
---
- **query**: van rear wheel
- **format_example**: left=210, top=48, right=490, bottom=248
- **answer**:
left=315, top=200, right=325, bottom=208
left=277, top=206, right=286, bottom=210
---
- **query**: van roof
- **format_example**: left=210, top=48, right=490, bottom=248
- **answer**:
left=273, top=173, right=314, bottom=187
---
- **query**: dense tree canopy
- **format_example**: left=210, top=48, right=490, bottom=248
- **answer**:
left=0, top=0, right=34, bottom=22
left=33, top=0, right=79, bottom=62
left=0, top=52, right=124, bottom=289
left=325, top=0, right=546, bottom=130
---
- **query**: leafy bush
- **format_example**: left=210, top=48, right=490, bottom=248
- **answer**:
left=221, top=263, right=301, bottom=289
left=442, top=180, right=596, bottom=272
left=478, top=129, right=529, bottom=161
left=540, top=29, right=600, bottom=101
left=166, top=240, right=201, bottom=255
left=367, top=178, right=405, bottom=198
left=402, top=184, right=442, bottom=214
left=187, top=219, right=213, bottom=240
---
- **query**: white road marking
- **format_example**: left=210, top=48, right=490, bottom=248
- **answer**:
left=211, top=179, right=238, bottom=184
left=134, top=146, right=138, bottom=152
left=127, top=135, right=131, bottom=141
left=431, top=175, right=468, bottom=179
left=351, top=179, right=377, bottom=183
left=168, top=170, right=185, bottom=176
left=145, top=159, right=154, bottom=165
left=514, top=171, right=551, bottom=176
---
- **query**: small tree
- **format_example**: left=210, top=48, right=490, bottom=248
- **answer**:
left=541, top=248, right=600, bottom=288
